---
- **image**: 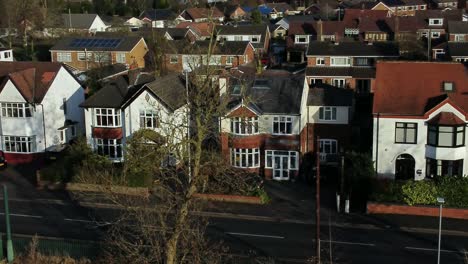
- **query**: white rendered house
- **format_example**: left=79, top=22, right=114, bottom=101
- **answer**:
left=372, top=61, right=468, bottom=180
left=80, top=73, right=188, bottom=162
left=0, top=62, right=85, bottom=164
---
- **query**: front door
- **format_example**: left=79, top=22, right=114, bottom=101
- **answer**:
left=273, top=156, right=290, bottom=181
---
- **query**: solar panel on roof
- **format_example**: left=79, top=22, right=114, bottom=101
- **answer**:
left=69, top=38, right=123, bottom=48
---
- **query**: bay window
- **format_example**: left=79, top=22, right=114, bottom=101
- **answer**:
left=428, top=125, right=465, bottom=147
left=230, top=148, right=260, bottom=168
left=426, top=158, right=463, bottom=177
left=95, top=108, right=121, bottom=127
left=273, top=116, right=293, bottom=134
left=96, top=138, right=122, bottom=159
left=230, top=117, right=258, bottom=135
left=1, top=103, right=32, bottom=118
left=3, top=136, right=36, bottom=153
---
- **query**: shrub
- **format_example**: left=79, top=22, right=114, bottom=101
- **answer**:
left=401, top=180, right=438, bottom=206
left=437, top=176, right=468, bottom=208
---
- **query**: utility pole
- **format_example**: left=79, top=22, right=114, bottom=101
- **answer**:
left=3, top=185, right=14, bottom=263
left=316, top=136, right=321, bottom=263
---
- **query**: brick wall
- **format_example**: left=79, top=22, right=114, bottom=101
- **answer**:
left=367, top=202, right=468, bottom=220
left=300, top=123, right=352, bottom=154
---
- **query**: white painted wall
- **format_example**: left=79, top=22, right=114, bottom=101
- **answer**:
left=0, top=67, right=85, bottom=153
left=372, top=103, right=468, bottom=180
left=41, top=66, right=85, bottom=150
left=90, top=15, right=108, bottom=32
left=307, top=106, right=350, bottom=124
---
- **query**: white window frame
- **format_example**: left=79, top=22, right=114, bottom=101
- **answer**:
left=77, top=52, right=92, bottom=61
left=272, top=116, right=293, bottom=135
left=332, top=78, right=346, bottom=88
left=319, top=107, right=337, bottom=121
left=454, top=34, right=465, bottom=41
left=230, top=148, right=260, bottom=168
left=140, top=110, right=158, bottom=129
left=3, top=136, right=36, bottom=153
left=429, top=18, right=443, bottom=26
left=0, top=103, right=32, bottom=118
left=59, top=129, right=66, bottom=144
left=319, top=139, right=338, bottom=154
left=431, top=31, right=441, bottom=39
left=309, top=78, right=323, bottom=85
left=420, top=5, right=426, bottom=9
left=250, top=35, right=260, bottom=43
left=116, top=52, right=126, bottom=63
left=265, top=150, right=299, bottom=170
left=95, top=138, right=122, bottom=159
left=455, top=58, right=468, bottom=62
left=170, top=55, right=179, bottom=64
left=56, top=52, right=72, bottom=62
left=295, top=35, right=309, bottom=44
left=330, top=57, right=350, bottom=66
left=316, top=57, right=325, bottom=66
left=94, top=52, right=111, bottom=63
left=226, top=56, right=234, bottom=65
left=230, top=117, right=259, bottom=135
left=94, top=108, right=121, bottom=127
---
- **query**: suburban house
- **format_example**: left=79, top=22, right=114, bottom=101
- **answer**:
left=372, top=61, right=468, bottom=180
left=305, top=41, right=400, bottom=94
left=50, top=36, right=148, bottom=72
left=433, top=0, right=467, bottom=8
left=80, top=73, right=187, bottom=162
left=264, top=2, right=295, bottom=19
left=224, top=5, right=248, bottom=21
left=139, top=9, right=177, bottom=28
left=124, top=17, right=145, bottom=30
left=60, top=13, right=108, bottom=33
left=342, top=9, right=393, bottom=41
left=163, top=40, right=255, bottom=72
left=176, top=22, right=216, bottom=40
left=178, top=7, right=225, bottom=23
left=432, top=21, right=468, bottom=62
left=286, top=21, right=345, bottom=63
left=0, top=62, right=85, bottom=164
left=0, top=49, right=13, bottom=62
left=220, top=70, right=304, bottom=180
left=370, top=0, right=427, bottom=16
left=215, top=24, right=271, bottom=54
left=299, top=83, right=354, bottom=165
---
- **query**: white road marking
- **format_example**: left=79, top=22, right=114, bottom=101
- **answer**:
left=63, top=218, right=94, bottom=223
left=0, top=212, right=42, bottom=218
left=405, top=246, right=465, bottom=254
left=226, top=232, right=285, bottom=239
left=320, top=240, right=375, bottom=247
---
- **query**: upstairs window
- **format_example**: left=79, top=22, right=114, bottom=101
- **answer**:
left=319, top=139, right=338, bottom=154
left=319, top=107, right=337, bottom=121
left=230, top=117, right=258, bottom=135
left=56, top=52, right=71, bottom=62
left=395, top=122, right=417, bottom=144
left=95, top=108, right=121, bottom=127
left=330, top=57, right=350, bottom=66
left=442, top=82, right=454, bottom=92
left=273, top=116, right=293, bottom=134
left=140, top=110, right=158, bottom=129
left=116, top=53, right=126, bottom=63
left=170, top=55, right=179, bottom=64
left=316, top=57, right=325, bottom=65
left=1, top=103, right=32, bottom=118
left=354, top=57, right=374, bottom=66
left=295, top=35, right=309, bottom=43
left=251, top=36, right=260, bottom=43
left=428, top=125, right=465, bottom=147
left=429, top=18, right=443, bottom=26
left=77, top=52, right=92, bottom=61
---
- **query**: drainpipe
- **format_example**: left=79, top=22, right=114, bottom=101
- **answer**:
left=375, top=113, right=380, bottom=177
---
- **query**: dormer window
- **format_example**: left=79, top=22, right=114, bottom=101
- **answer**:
left=442, top=82, right=454, bottom=92
left=251, top=36, right=260, bottom=43
left=429, top=18, right=443, bottom=26
left=295, top=35, right=309, bottom=44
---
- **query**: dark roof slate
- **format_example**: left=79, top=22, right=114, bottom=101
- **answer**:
left=447, top=42, right=468, bottom=57
left=139, top=9, right=176, bottom=21
left=61, top=14, right=99, bottom=29
left=306, top=41, right=399, bottom=56
left=306, top=66, right=376, bottom=78
left=448, top=21, right=468, bottom=34
left=144, top=74, right=187, bottom=111
left=307, top=85, right=354, bottom=106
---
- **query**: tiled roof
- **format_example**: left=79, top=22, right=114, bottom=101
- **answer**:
left=306, top=66, right=376, bottom=78
left=80, top=75, right=135, bottom=108
left=50, top=36, right=144, bottom=52
left=306, top=41, right=399, bottom=56
left=61, top=14, right=99, bottom=29
left=139, top=9, right=176, bottom=21
left=427, top=112, right=465, bottom=125
left=447, top=42, right=468, bottom=57
left=343, top=9, right=391, bottom=28
left=448, top=21, right=468, bottom=34
left=373, top=62, right=468, bottom=116
left=307, top=85, right=354, bottom=106
left=185, top=7, right=224, bottom=20
left=215, top=24, right=267, bottom=35
left=176, top=22, right=216, bottom=38
left=163, top=40, right=250, bottom=55
left=144, top=74, right=187, bottom=111
left=0, top=62, right=64, bottom=103
left=288, top=21, right=344, bottom=36
left=266, top=2, right=293, bottom=12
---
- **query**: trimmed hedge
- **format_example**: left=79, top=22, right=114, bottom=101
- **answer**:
left=372, top=177, right=468, bottom=208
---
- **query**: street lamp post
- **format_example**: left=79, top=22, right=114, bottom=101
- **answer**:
left=437, top=197, right=445, bottom=264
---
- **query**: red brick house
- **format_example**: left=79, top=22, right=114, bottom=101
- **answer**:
left=305, top=41, right=399, bottom=94
left=163, top=40, right=255, bottom=73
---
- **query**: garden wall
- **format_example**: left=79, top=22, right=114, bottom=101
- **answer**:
left=367, top=202, right=468, bottom=220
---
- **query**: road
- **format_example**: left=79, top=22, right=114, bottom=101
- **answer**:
left=0, top=198, right=466, bottom=264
